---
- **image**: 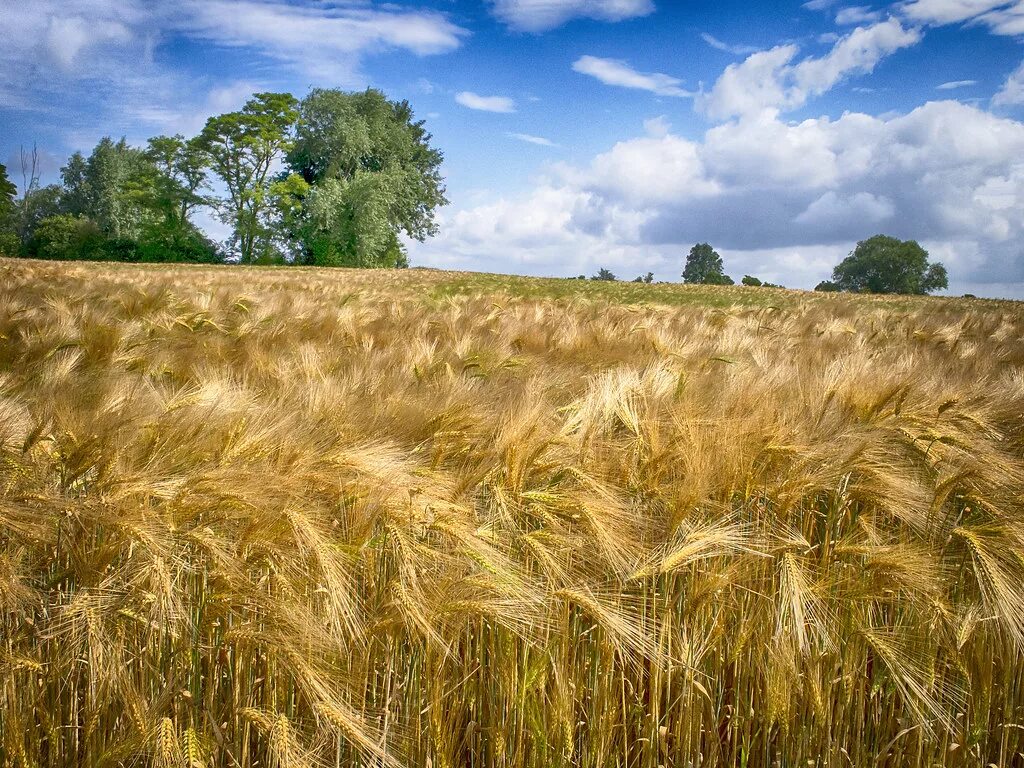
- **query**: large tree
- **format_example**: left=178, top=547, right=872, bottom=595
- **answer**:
left=683, top=243, right=734, bottom=285
left=145, top=135, right=209, bottom=229
left=831, top=235, right=948, bottom=294
left=285, top=88, right=447, bottom=267
left=197, top=92, right=299, bottom=263
left=61, top=138, right=155, bottom=239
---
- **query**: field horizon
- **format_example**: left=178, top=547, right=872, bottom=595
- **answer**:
left=2, top=256, right=1023, bottom=767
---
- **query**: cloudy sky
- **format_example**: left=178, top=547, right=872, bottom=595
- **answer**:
left=2, top=0, right=1024, bottom=295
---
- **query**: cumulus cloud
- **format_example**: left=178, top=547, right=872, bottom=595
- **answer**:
left=456, top=92, right=517, bottom=113
left=489, top=0, right=655, bottom=33
left=700, top=19, right=921, bottom=119
left=572, top=56, right=695, bottom=97
left=419, top=101, right=1024, bottom=293
left=993, top=60, right=1024, bottom=105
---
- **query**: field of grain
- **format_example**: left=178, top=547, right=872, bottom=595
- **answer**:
left=1, top=258, right=1023, bottom=767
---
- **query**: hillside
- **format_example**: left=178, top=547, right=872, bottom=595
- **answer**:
left=1, top=257, right=1023, bottom=767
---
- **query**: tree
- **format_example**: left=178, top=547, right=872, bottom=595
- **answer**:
left=61, top=138, right=155, bottom=239
left=0, top=163, right=16, bottom=254
left=741, top=275, right=762, bottom=287
left=592, top=268, right=616, bottom=281
left=197, top=92, right=299, bottom=263
left=815, top=280, right=840, bottom=292
left=145, top=135, right=209, bottom=228
left=286, top=88, right=446, bottom=267
left=830, top=235, right=948, bottom=294
left=683, top=243, right=733, bottom=285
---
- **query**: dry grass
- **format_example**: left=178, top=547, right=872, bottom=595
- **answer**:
left=1, top=257, right=1023, bottom=767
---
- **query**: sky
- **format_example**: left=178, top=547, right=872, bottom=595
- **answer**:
left=2, top=0, right=1024, bottom=296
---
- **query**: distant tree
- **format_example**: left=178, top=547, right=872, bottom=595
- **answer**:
left=285, top=88, right=446, bottom=268
left=741, top=275, right=762, bottom=287
left=592, top=267, right=616, bottom=281
left=815, top=280, right=840, bottom=292
left=830, top=235, right=948, bottom=294
left=683, top=243, right=734, bottom=285
left=197, top=92, right=299, bottom=263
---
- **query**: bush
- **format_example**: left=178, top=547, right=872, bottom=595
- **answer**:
left=28, top=215, right=105, bottom=261
left=815, top=280, right=840, bottom=292
left=591, top=268, right=616, bottom=281
left=742, top=275, right=762, bottom=287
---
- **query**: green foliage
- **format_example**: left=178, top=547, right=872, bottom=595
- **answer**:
left=28, top=215, right=105, bottom=260
left=287, top=88, right=446, bottom=268
left=145, top=135, right=209, bottom=228
left=197, top=92, right=299, bottom=263
left=0, top=163, right=16, bottom=253
left=632, top=272, right=654, bottom=284
left=683, top=243, right=733, bottom=285
left=831, top=235, right=948, bottom=294
left=592, top=267, right=616, bottom=281
left=61, top=138, right=156, bottom=239
left=741, top=275, right=762, bottom=287
left=815, top=280, right=840, bottom=292
left=5, top=87, right=445, bottom=268
left=0, top=163, right=16, bottom=219
left=14, top=185, right=62, bottom=248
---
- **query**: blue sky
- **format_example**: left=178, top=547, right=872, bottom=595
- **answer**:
left=2, top=0, right=1024, bottom=295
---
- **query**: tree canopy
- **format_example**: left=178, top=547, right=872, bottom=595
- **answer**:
left=683, top=243, right=734, bottom=285
left=284, top=88, right=447, bottom=268
left=3, top=86, right=447, bottom=267
left=829, top=235, right=947, bottom=294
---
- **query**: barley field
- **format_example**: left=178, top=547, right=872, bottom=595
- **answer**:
left=1, top=258, right=1023, bottom=768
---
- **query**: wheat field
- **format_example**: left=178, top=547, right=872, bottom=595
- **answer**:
left=1, top=258, right=1023, bottom=767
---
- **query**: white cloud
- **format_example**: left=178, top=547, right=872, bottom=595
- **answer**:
left=898, top=0, right=1024, bottom=34
left=835, top=6, right=883, bottom=23
left=0, top=0, right=468, bottom=134
left=45, top=16, right=132, bottom=70
left=572, top=55, right=695, bottom=97
left=178, top=0, right=467, bottom=81
left=701, top=33, right=760, bottom=56
left=993, top=61, right=1024, bottom=105
left=456, top=92, right=517, bottom=113
left=419, top=101, right=1024, bottom=293
left=937, top=79, right=978, bottom=89
left=899, top=0, right=1009, bottom=24
left=489, top=0, right=655, bottom=33
left=701, top=19, right=921, bottom=119
left=509, top=133, right=558, bottom=146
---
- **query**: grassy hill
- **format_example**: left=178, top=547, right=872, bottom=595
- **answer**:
left=1, top=257, right=1023, bottom=767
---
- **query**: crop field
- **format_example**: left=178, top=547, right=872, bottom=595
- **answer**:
left=2, top=257, right=1024, bottom=768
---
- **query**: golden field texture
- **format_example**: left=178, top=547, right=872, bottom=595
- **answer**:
left=1, top=258, right=1024, bottom=767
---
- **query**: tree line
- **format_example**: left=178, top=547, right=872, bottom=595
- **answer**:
left=0, top=88, right=447, bottom=267
left=586, top=238, right=948, bottom=295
